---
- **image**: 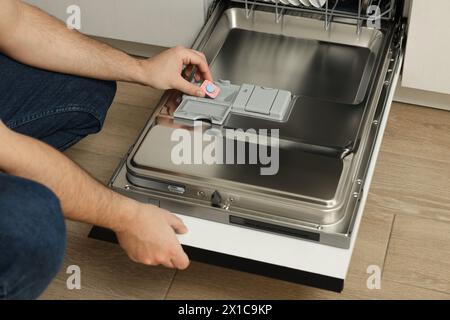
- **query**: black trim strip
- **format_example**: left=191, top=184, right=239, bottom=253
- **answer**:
left=229, top=216, right=320, bottom=242
left=88, top=226, right=344, bottom=293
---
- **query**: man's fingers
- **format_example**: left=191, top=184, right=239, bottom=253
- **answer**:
left=162, top=259, right=175, bottom=269
left=172, top=250, right=190, bottom=270
left=182, top=49, right=213, bottom=82
left=166, top=213, right=189, bottom=234
left=184, top=65, right=202, bottom=83
left=175, top=78, right=205, bottom=98
left=174, top=47, right=213, bottom=95
left=192, top=49, right=207, bottom=59
left=183, top=65, right=194, bottom=79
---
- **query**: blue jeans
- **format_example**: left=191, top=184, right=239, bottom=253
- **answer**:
left=0, top=53, right=117, bottom=299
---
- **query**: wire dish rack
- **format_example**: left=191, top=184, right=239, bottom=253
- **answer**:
left=229, top=0, right=397, bottom=33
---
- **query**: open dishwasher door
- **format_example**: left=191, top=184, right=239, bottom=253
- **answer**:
left=90, top=0, right=405, bottom=292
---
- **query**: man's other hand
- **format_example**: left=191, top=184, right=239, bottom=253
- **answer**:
left=116, top=203, right=190, bottom=270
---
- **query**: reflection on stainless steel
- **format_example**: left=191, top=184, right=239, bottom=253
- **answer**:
left=210, top=28, right=376, bottom=105
left=114, top=3, right=404, bottom=248
left=132, top=125, right=345, bottom=201
left=200, top=8, right=385, bottom=152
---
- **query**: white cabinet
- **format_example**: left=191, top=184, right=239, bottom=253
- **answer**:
left=25, top=0, right=213, bottom=47
left=402, top=0, right=450, bottom=96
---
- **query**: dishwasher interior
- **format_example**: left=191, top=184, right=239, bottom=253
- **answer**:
left=110, top=0, right=405, bottom=249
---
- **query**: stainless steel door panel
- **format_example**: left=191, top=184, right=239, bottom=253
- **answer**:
left=131, top=125, right=345, bottom=200
left=226, top=96, right=367, bottom=152
left=201, top=7, right=384, bottom=105
left=209, top=28, right=376, bottom=105
left=194, top=7, right=391, bottom=152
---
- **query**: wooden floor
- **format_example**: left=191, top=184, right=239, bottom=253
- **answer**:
left=41, top=82, right=450, bottom=300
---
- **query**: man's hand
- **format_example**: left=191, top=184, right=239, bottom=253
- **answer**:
left=137, top=46, right=213, bottom=98
left=116, top=203, right=190, bottom=269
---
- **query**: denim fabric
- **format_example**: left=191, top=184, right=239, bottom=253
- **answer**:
left=0, top=53, right=117, bottom=150
left=0, top=53, right=117, bottom=299
left=0, top=173, right=66, bottom=300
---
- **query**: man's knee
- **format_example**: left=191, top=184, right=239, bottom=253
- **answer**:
left=0, top=174, right=66, bottom=300
left=70, top=78, right=117, bottom=131
left=47, top=78, right=117, bottom=150
left=86, top=79, right=117, bottom=128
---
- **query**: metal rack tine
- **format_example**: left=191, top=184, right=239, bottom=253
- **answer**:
left=325, top=0, right=339, bottom=31
left=325, top=0, right=330, bottom=31
left=275, top=0, right=285, bottom=24
left=357, top=0, right=363, bottom=35
left=244, top=0, right=255, bottom=19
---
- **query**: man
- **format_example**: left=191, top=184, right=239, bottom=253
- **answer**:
left=0, top=0, right=213, bottom=299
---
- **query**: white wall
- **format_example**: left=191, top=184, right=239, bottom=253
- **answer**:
left=25, top=0, right=212, bottom=47
left=402, top=0, right=450, bottom=96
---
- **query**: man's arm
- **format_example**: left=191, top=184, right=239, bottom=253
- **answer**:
left=0, top=121, right=190, bottom=269
left=0, top=0, right=212, bottom=97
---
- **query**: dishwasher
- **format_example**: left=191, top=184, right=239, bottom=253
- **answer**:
left=90, top=0, right=406, bottom=292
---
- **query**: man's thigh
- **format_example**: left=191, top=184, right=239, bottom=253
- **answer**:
left=0, top=53, right=117, bottom=150
left=0, top=173, right=66, bottom=300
